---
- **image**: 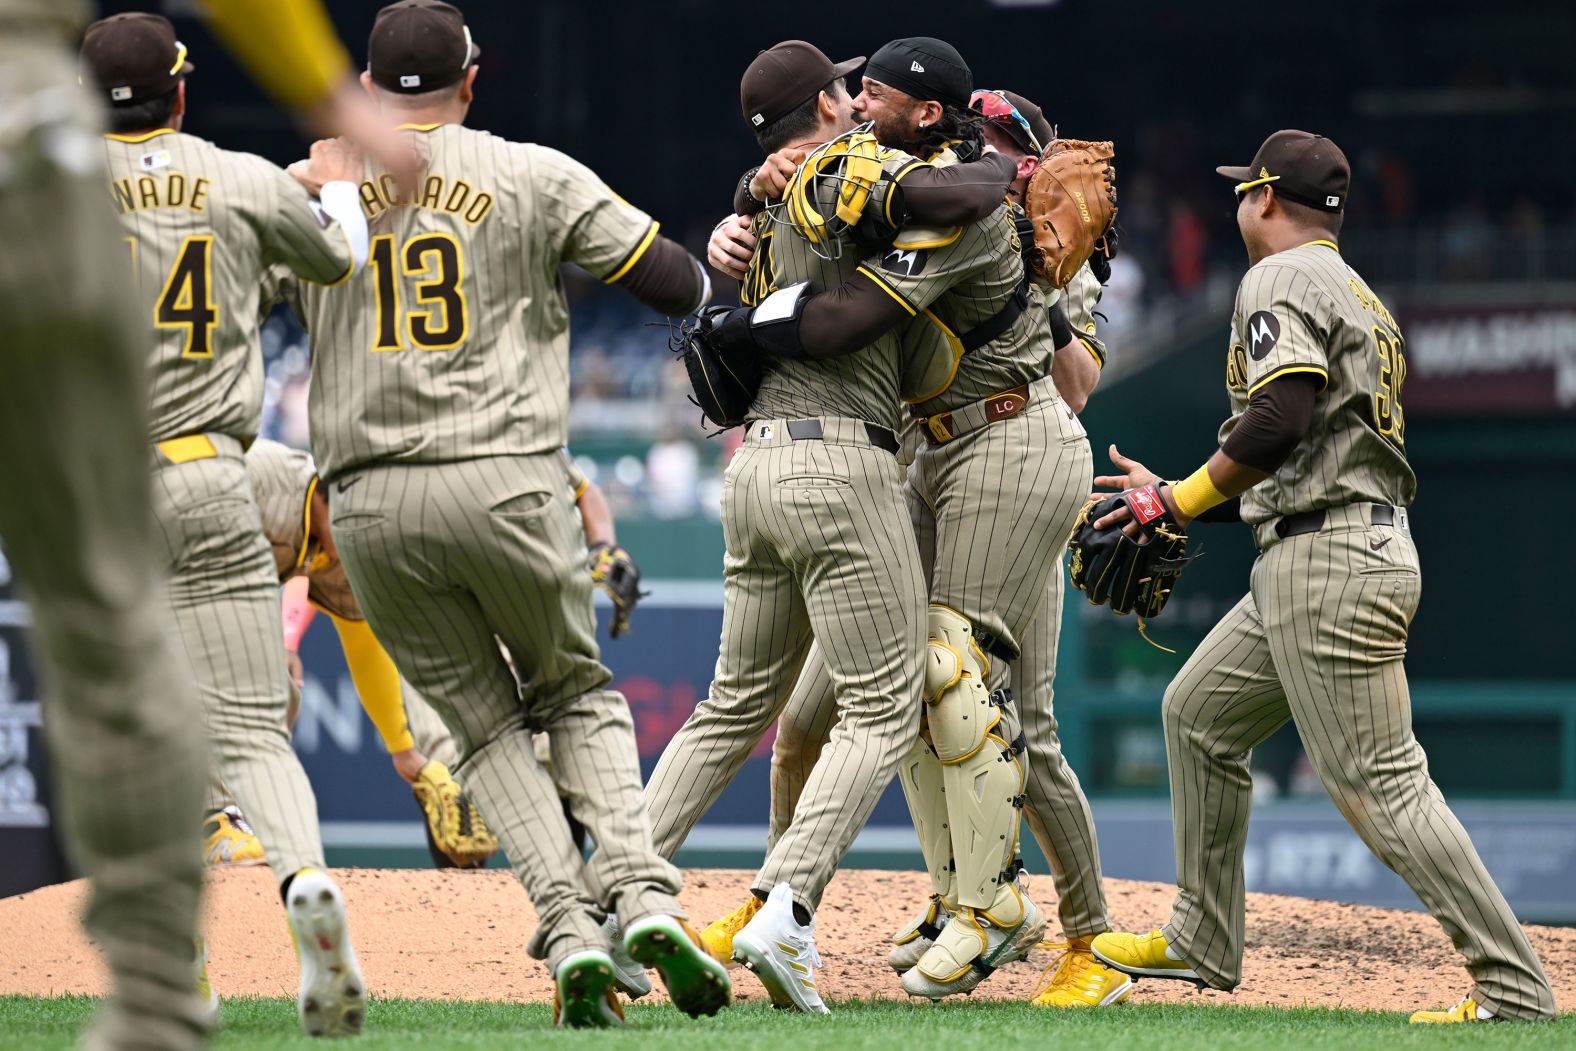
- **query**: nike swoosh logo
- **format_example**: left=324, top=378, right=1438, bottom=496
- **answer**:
left=335, top=476, right=360, bottom=494
left=1370, top=536, right=1392, bottom=551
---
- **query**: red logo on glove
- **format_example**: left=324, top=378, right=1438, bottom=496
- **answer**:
left=1127, top=484, right=1168, bottom=525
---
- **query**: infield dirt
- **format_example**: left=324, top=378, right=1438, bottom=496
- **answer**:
left=3, top=867, right=1573, bottom=1011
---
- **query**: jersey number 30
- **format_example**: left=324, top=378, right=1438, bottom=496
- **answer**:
left=370, top=233, right=469, bottom=351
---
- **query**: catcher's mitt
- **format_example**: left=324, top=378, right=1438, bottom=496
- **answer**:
left=1067, top=486, right=1191, bottom=619
left=412, top=761, right=497, bottom=869
left=1024, top=138, right=1118, bottom=289
left=590, top=542, right=646, bottom=638
left=673, top=305, right=763, bottom=431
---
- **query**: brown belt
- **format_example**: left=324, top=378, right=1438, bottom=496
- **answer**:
left=919, top=384, right=1032, bottom=446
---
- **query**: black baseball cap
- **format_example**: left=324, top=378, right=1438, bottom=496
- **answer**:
left=740, top=41, right=864, bottom=130
left=368, top=0, right=480, bottom=95
left=80, top=13, right=194, bottom=107
left=1217, top=130, right=1350, bottom=212
left=864, top=36, right=971, bottom=109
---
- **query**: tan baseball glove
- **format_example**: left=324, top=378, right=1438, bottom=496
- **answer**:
left=412, top=761, right=498, bottom=869
left=1024, top=138, right=1118, bottom=288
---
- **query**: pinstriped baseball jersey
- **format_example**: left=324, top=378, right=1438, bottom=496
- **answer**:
left=0, top=0, right=85, bottom=31
left=103, top=129, right=353, bottom=443
left=296, top=122, right=660, bottom=481
left=743, top=145, right=923, bottom=431
left=244, top=438, right=361, bottom=619
left=1221, top=240, right=1416, bottom=524
left=1062, top=262, right=1107, bottom=367
left=863, top=203, right=1039, bottom=416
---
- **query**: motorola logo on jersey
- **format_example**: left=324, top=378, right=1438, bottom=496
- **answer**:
left=1247, top=310, right=1281, bottom=360
left=880, top=247, right=927, bottom=277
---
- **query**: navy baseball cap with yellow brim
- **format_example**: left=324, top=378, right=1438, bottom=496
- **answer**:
left=1218, top=129, right=1350, bottom=212
left=80, top=12, right=195, bottom=106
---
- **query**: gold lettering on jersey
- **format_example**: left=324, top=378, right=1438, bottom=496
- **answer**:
left=1226, top=343, right=1249, bottom=391
left=419, top=175, right=443, bottom=210
left=110, top=174, right=211, bottom=215
left=357, top=174, right=495, bottom=226
left=1347, top=277, right=1398, bottom=331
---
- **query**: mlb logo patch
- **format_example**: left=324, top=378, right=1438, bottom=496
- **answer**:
left=755, top=423, right=774, bottom=441
left=140, top=150, right=171, bottom=171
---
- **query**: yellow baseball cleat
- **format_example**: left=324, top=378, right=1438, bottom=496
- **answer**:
left=1410, top=997, right=1496, bottom=1024
left=203, top=807, right=265, bottom=867
left=1031, top=937, right=1134, bottom=1007
left=1090, top=929, right=1204, bottom=985
left=699, top=894, right=762, bottom=967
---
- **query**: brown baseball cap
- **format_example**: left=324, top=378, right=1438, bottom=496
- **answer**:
left=741, top=40, right=863, bottom=131
left=1217, top=129, right=1350, bottom=212
left=368, top=0, right=480, bottom=95
left=80, top=13, right=194, bottom=107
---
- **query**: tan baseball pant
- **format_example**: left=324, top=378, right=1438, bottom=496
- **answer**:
left=1161, top=506, right=1556, bottom=1019
left=327, top=452, right=682, bottom=970
left=644, top=418, right=927, bottom=915
left=152, top=436, right=325, bottom=883
left=771, top=392, right=1107, bottom=933
left=0, top=38, right=208, bottom=1051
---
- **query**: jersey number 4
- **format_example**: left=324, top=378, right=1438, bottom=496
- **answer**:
left=370, top=233, right=469, bottom=351
left=147, top=235, right=219, bottom=359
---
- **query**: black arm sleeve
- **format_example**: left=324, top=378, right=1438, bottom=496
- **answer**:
left=889, top=153, right=1016, bottom=227
left=611, top=234, right=705, bottom=316
left=1193, top=498, right=1242, bottom=524
left=1219, top=374, right=1320, bottom=473
left=793, top=272, right=913, bottom=359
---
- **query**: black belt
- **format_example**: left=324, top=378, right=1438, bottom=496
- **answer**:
left=784, top=418, right=900, bottom=454
left=1274, top=504, right=1395, bottom=539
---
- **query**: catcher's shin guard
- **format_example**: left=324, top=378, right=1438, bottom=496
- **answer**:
left=923, top=606, right=1027, bottom=910
left=924, top=606, right=996, bottom=762
left=896, top=737, right=954, bottom=904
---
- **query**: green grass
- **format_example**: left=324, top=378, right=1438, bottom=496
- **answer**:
left=3, top=996, right=1574, bottom=1050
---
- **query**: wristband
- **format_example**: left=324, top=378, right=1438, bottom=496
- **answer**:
left=1171, top=464, right=1229, bottom=519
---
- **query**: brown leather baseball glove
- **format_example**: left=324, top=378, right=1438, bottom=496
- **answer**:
left=1024, top=138, right=1118, bottom=289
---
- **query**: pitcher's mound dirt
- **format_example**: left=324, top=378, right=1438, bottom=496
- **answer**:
left=3, top=868, right=1573, bottom=1011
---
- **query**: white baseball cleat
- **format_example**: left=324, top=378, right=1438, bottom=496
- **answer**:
left=731, top=883, right=830, bottom=1015
left=888, top=896, right=951, bottom=973
left=286, top=870, right=365, bottom=1037
left=601, top=913, right=653, bottom=999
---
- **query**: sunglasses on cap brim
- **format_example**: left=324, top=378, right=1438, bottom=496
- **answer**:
left=969, top=89, right=1045, bottom=155
left=1233, top=173, right=1279, bottom=198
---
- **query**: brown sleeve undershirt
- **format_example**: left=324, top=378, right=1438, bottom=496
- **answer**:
left=731, top=152, right=1015, bottom=225
left=1220, top=373, right=1320, bottom=473
left=795, top=272, right=913, bottom=359
left=610, top=234, right=705, bottom=316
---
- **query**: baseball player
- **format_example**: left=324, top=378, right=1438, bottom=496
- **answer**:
left=647, top=37, right=1070, bottom=1011
left=1083, top=130, right=1558, bottom=1024
left=690, top=43, right=1095, bottom=1003
left=3, top=0, right=418, bottom=1044
left=233, top=437, right=499, bottom=869
left=729, top=87, right=1132, bottom=1009
left=82, top=12, right=376, bottom=1037
left=287, top=1, right=728, bottom=1028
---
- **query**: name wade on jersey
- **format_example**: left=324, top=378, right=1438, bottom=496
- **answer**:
left=358, top=172, right=495, bottom=225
